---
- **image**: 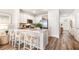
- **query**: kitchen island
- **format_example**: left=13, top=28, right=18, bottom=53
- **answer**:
left=9, top=29, right=48, bottom=50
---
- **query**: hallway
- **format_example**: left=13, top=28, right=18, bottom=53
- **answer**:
left=46, top=31, right=79, bottom=50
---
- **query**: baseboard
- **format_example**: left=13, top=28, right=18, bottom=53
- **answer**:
left=48, top=36, right=59, bottom=40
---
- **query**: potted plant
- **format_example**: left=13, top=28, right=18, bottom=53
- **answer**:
left=35, top=23, right=43, bottom=29
left=5, top=30, right=8, bottom=35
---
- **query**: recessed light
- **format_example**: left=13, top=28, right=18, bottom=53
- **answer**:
left=32, top=10, right=36, bottom=14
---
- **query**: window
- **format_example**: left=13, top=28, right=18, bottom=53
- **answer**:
left=0, top=15, right=10, bottom=30
left=40, top=15, right=48, bottom=29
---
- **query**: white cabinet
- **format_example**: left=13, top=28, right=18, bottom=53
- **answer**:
left=39, top=29, right=48, bottom=49
left=20, top=13, right=34, bottom=23
left=9, top=29, right=48, bottom=50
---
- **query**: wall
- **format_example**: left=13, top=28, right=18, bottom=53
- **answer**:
left=60, top=16, right=70, bottom=31
left=73, top=10, right=79, bottom=41
left=69, top=10, right=79, bottom=42
left=11, top=9, right=20, bottom=29
left=48, top=9, right=59, bottom=38
left=68, top=13, right=76, bottom=36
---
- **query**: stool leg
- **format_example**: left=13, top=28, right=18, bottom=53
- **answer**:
left=23, top=40, right=25, bottom=50
left=37, top=39, right=38, bottom=50
left=18, top=40, right=20, bottom=50
left=14, top=40, right=16, bottom=48
left=11, top=39, right=13, bottom=46
left=9, top=38, right=11, bottom=45
left=30, top=38, right=32, bottom=50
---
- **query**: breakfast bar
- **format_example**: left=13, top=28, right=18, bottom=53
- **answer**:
left=9, top=29, right=48, bottom=50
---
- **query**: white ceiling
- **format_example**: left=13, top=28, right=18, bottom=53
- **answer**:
left=0, top=9, right=14, bottom=16
left=59, top=9, right=74, bottom=16
left=21, top=9, right=75, bottom=16
left=20, top=9, right=48, bottom=16
left=0, top=9, right=75, bottom=17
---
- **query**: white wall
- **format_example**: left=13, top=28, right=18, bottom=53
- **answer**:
left=68, top=13, right=76, bottom=36
left=73, top=10, right=79, bottom=41
left=60, top=16, right=70, bottom=31
left=11, top=9, right=20, bottom=29
left=68, top=10, right=79, bottom=42
left=48, top=9, right=59, bottom=38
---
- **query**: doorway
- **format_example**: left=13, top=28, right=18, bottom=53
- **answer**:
left=59, top=9, right=76, bottom=50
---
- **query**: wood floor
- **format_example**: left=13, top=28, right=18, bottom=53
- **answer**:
left=0, top=31, right=79, bottom=50
left=46, top=31, right=79, bottom=50
left=0, top=44, right=16, bottom=50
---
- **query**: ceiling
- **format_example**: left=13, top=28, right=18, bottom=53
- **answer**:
left=59, top=9, right=74, bottom=16
left=20, top=9, right=48, bottom=16
left=0, top=9, right=75, bottom=17
left=21, top=9, right=75, bottom=16
left=0, top=9, right=14, bottom=16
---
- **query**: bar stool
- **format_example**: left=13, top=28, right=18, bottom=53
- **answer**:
left=9, top=29, right=15, bottom=47
left=23, top=30, right=32, bottom=50
left=29, top=31, right=40, bottom=50
left=14, top=29, right=23, bottom=50
left=9, top=29, right=25, bottom=50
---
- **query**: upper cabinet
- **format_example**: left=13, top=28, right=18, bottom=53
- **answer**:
left=20, top=12, right=34, bottom=23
